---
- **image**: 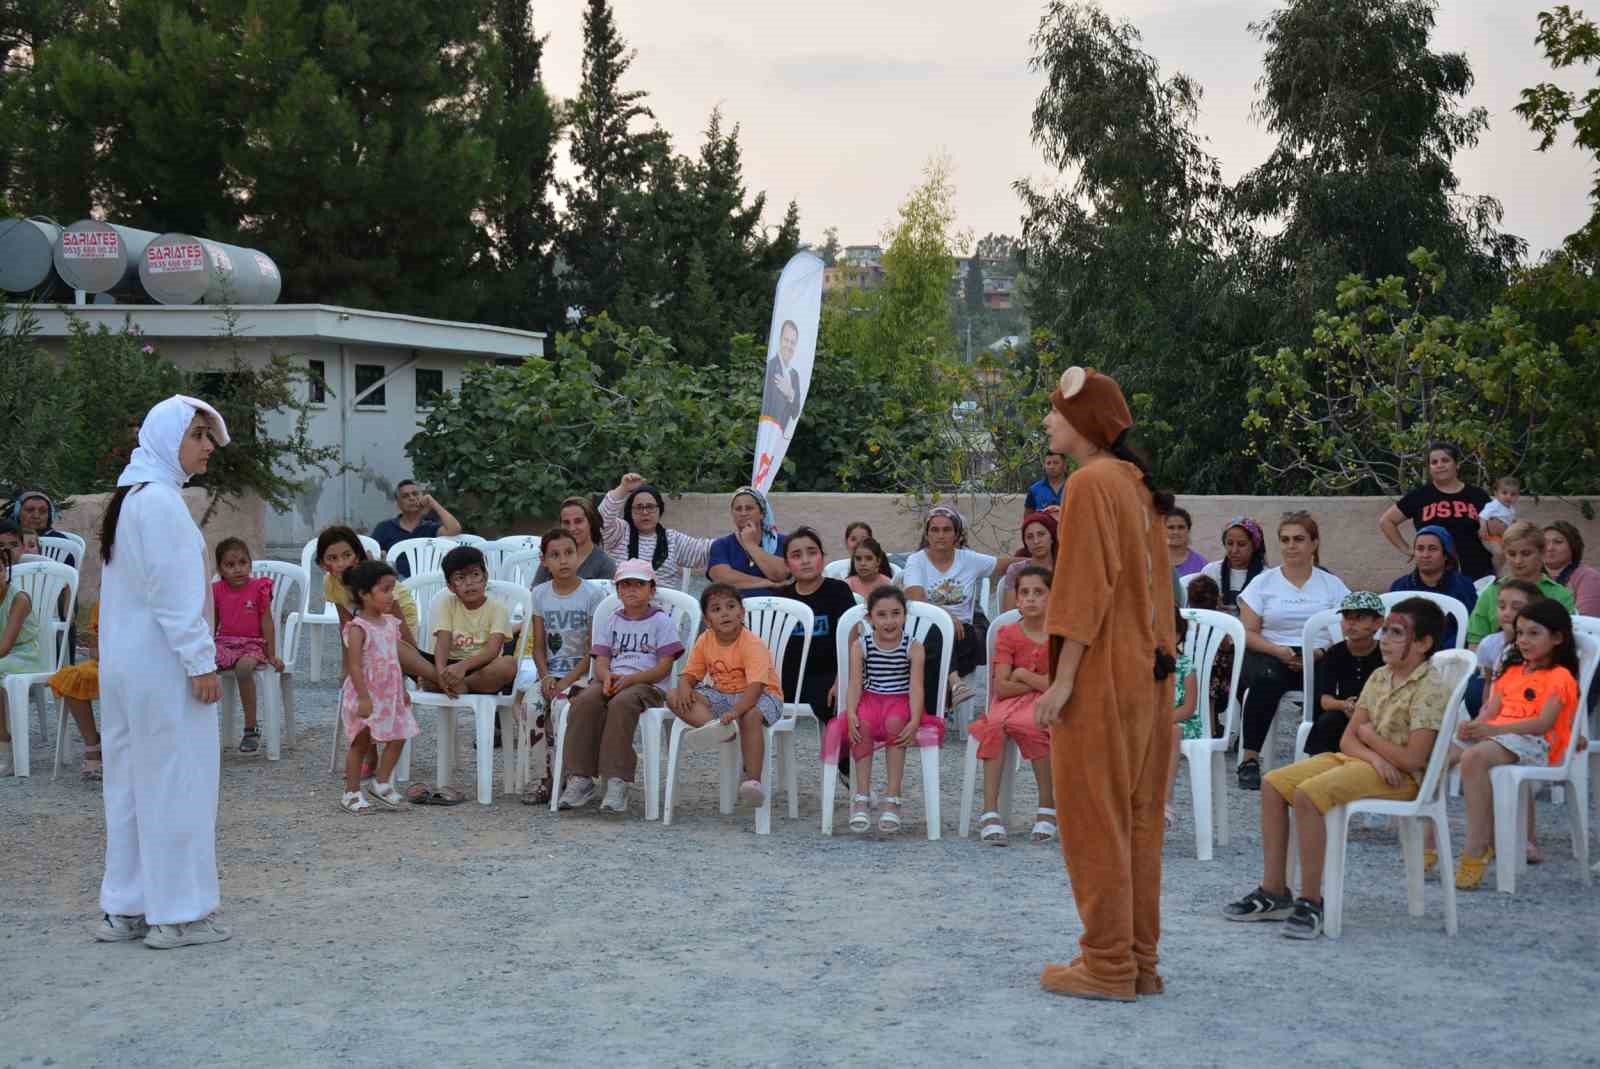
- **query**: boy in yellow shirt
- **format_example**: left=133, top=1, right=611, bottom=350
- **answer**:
left=430, top=545, right=517, bottom=698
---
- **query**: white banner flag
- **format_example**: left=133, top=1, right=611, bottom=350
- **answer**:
left=752, top=252, right=824, bottom=493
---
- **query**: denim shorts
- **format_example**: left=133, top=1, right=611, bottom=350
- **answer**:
left=696, top=682, right=783, bottom=726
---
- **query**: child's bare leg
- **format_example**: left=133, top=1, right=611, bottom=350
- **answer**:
left=672, top=692, right=714, bottom=728
left=737, top=708, right=765, bottom=780
left=233, top=656, right=261, bottom=729
left=66, top=697, right=100, bottom=750
left=854, top=746, right=875, bottom=795
left=981, top=754, right=1005, bottom=811
left=1460, top=741, right=1517, bottom=855
left=465, top=655, right=518, bottom=695
left=1291, top=789, right=1328, bottom=901
left=344, top=729, right=372, bottom=792
left=885, top=741, right=908, bottom=797
left=1032, top=758, right=1054, bottom=809
left=398, top=642, right=441, bottom=688
left=1260, top=781, right=1292, bottom=895
left=375, top=739, right=405, bottom=784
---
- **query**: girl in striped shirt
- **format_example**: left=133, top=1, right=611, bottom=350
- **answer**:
left=824, top=586, right=939, bottom=833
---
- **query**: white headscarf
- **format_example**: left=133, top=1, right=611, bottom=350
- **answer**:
left=117, top=394, right=231, bottom=489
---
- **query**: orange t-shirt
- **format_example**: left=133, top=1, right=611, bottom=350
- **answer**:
left=683, top=629, right=783, bottom=700
left=1487, top=663, right=1580, bottom=765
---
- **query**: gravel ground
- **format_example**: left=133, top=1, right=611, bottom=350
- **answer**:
left=3, top=622, right=1597, bottom=1068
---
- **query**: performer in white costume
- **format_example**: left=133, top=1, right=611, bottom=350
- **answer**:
left=94, top=395, right=233, bottom=949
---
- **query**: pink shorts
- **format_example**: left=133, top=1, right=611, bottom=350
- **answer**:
left=823, top=691, right=945, bottom=763
left=216, top=635, right=267, bottom=670
left=969, top=692, right=1050, bottom=761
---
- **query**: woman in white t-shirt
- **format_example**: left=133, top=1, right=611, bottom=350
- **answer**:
left=903, top=505, right=1013, bottom=709
left=1234, top=511, right=1349, bottom=789
left=1197, top=516, right=1267, bottom=614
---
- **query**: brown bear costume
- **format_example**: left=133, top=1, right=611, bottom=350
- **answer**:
left=1040, top=367, right=1176, bottom=1002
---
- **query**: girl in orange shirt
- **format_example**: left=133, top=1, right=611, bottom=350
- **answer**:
left=1454, top=598, right=1582, bottom=889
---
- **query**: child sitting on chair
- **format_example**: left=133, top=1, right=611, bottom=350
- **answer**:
left=665, top=583, right=784, bottom=806
left=315, top=526, right=438, bottom=688
left=1302, top=592, right=1386, bottom=756
left=522, top=528, right=606, bottom=805
left=970, top=566, right=1056, bottom=846
left=212, top=538, right=283, bottom=754
left=1221, top=597, right=1450, bottom=940
left=429, top=545, right=516, bottom=699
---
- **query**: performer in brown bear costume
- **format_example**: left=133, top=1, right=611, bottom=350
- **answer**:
left=1035, top=366, right=1177, bottom=1002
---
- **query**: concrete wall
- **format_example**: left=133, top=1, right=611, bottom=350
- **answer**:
left=56, top=489, right=265, bottom=610
left=501, top=491, right=1600, bottom=594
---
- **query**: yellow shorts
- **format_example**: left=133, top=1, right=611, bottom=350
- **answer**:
left=1263, top=753, right=1419, bottom=814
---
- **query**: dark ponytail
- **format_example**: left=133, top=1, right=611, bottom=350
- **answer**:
left=624, top=485, right=670, bottom=571
left=99, top=484, right=143, bottom=565
left=1109, top=430, right=1174, bottom=515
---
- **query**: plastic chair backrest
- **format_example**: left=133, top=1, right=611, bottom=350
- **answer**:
left=585, top=588, right=700, bottom=691
left=452, top=534, right=488, bottom=548
left=494, top=534, right=543, bottom=557
left=487, top=578, right=533, bottom=631
left=497, top=549, right=540, bottom=586
left=741, top=596, right=815, bottom=702
left=37, top=536, right=79, bottom=569
left=834, top=601, right=956, bottom=721
left=247, top=560, right=307, bottom=643
left=1380, top=590, right=1470, bottom=650
left=984, top=608, right=1022, bottom=703
left=297, top=534, right=382, bottom=613
left=405, top=574, right=449, bottom=652
left=1180, top=608, right=1246, bottom=742
left=1550, top=634, right=1600, bottom=770
left=388, top=537, right=458, bottom=579
left=1413, top=650, right=1476, bottom=803
left=9, top=560, right=78, bottom=672
left=586, top=578, right=615, bottom=598
left=824, top=558, right=903, bottom=584
left=1297, top=607, right=1345, bottom=707
left=1474, top=574, right=1495, bottom=593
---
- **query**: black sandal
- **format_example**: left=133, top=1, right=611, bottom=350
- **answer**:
left=239, top=727, right=261, bottom=754
left=1222, top=886, right=1294, bottom=922
left=1237, top=758, right=1261, bottom=790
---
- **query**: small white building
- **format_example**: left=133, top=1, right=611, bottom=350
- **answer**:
left=25, top=303, right=545, bottom=553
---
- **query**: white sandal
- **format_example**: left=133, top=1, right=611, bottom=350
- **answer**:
left=878, top=796, right=903, bottom=833
left=1031, top=807, right=1058, bottom=843
left=978, top=811, right=1008, bottom=846
left=848, top=794, right=872, bottom=833
left=340, top=790, right=373, bottom=815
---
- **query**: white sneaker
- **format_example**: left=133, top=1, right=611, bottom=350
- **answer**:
left=144, top=916, right=232, bottom=950
left=558, top=775, right=597, bottom=810
left=738, top=778, right=765, bottom=805
left=598, top=777, right=628, bottom=813
left=94, top=913, right=149, bottom=942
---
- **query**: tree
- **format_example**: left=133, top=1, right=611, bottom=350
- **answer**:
left=1517, top=5, right=1600, bottom=261
left=818, top=226, right=841, bottom=267
left=963, top=253, right=985, bottom=323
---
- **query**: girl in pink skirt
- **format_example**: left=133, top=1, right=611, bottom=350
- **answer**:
left=825, top=586, right=941, bottom=833
left=338, top=560, right=418, bottom=814
left=211, top=537, right=283, bottom=754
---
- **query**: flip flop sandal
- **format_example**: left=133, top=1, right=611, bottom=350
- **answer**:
left=431, top=785, right=467, bottom=806
left=949, top=681, right=976, bottom=706
left=405, top=782, right=436, bottom=804
left=848, top=794, right=872, bottom=833
left=81, top=748, right=103, bottom=781
left=978, top=811, right=1008, bottom=846
left=239, top=727, right=261, bottom=753
left=1031, top=808, right=1058, bottom=843
left=878, top=796, right=903, bottom=833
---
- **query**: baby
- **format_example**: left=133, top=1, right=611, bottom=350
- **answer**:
left=1479, top=476, right=1519, bottom=547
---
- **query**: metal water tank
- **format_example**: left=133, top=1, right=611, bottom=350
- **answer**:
left=138, top=233, right=281, bottom=305
left=53, top=219, right=159, bottom=295
left=0, top=217, right=65, bottom=295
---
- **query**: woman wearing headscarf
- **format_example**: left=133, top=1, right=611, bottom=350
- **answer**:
left=598, top=473, right=714, bottom=591
left=1199, top=517, right=1267, bottom=613
left=1001, top=510, right=1058, bottom=613
left=1387, top=524, right=1478, bottom=648
left=706, top=487, right=789, bottom=598
left=10, top=489, right=72, bottom=559
left=903, top=504, right=1013, bottom=710
left=1033, top=366, right=1176, bottom=1003
left=94, top=395, right=232, bottom=949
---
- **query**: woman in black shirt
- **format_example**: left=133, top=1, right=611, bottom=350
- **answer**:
left=1378, top=442, right=1494, bottom=580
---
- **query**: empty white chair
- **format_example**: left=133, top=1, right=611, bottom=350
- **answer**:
left=386, top=536, right=458, bottom=580
left=4, top=561, right=79, bottom=778
left=489, top=534, right=542, bottom=578
left=958, top=609, right=1029, bottom=838
left=404, top=579, right=533, bottom=804
left=291, top=533, right=381, bottom=683
left=1474, top=574, right=1495, bottom=594
left=661, top=596, right=813, bottom=834
left=1177, top=609, right=1246, bottom=859
left=1287, top=650, right=1475, bottom=938
left=550, top=588, right=700, bottom=820
left=217, top=560, right=307, bottom=762
left=497, top=549, right=540, bottom=586
left=36, top=536, right=81, bottom=568
left=1487, top=633, right=1599, bottom=893
left=820, top=601, right=954, bottom=840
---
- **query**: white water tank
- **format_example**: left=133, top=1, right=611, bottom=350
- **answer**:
left=53, top=219, right=159, bottom=295
left=138, top=233, right=281, bottom=305
left=0, top=217, right=65, bottom=295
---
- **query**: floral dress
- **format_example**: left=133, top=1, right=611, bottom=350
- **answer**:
left=339, top=614, right=419, bottom=743
left=1175, top=653, right=1205, bottom=740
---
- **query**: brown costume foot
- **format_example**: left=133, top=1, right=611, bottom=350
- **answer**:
left=1040, top=961, right=1136, bottom=1002
left=1067, top=954, right=1163, bottom=997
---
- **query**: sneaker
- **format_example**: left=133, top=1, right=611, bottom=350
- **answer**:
left=239, top=727, right=260, bottom=754
left=599, top=777, right=628, bottom=813
left=94, top=913, right=150, bottom=942
left=558, top=775, right=597, bottom=810
left=1222, top=886, right=1295, bottom=922
left=738, top=778, right=765, bottom=805
left=1237, top=758, right=1261, bottom=791
left=144, top=916, right=232, bottom=950
left=1282, top=897, right=1324, bottom=940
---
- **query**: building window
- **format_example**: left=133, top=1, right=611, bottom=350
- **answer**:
left=415, top=368, right=444, bottom=409
left=354, top=364, right=386, bottom=408
left=308, top=359, right=327, bottom=405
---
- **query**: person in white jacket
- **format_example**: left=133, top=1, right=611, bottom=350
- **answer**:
left=94, top=395, right=234, bottom=949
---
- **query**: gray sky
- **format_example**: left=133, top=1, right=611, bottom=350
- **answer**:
left=539, top=1, right=1594, bottom=258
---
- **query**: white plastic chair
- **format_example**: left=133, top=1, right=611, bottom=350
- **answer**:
left=1247, top=612, right=1342, bottom=776
left=404, top=579, right=533, bottom=805
left=661, top=596, right=814, bottom=835
left=386, top=536, right=459, bottom=579
left=487, top=534, right=542, bottom=578
left=1486, top=633, right=1599, bottom=893
left=822, top=559, right=903, bottom=584
left=332, top=573, right=448, bottom=776
left=1381, top=590, right=1470, bottom=651
left=4, top=561, right=78, bottom=778
left=1473, top=574, right=1495, bottom=593
left=549, top=588, right=700, bottom=820
left=587, top=578, right=615, bottom=599
left=1175, top=609, right=1246, bottom=858
left=957, top=610, right=1029, bottom=837
left=291, top=533, right=381, bottom=683
left=1287, top=650, right=1475, bottom=939
left=36, top=536, right=81, bottom=569
left=820, top=601, right=954, bottom=840
left=497, top=549, right=540, bottom=586
left=217, top=560, right=307, bottom=762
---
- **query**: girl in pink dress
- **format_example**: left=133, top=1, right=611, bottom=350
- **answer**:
left=339, top=560, right=418, bottom=814
left=211, top=537, right=283, bottom=754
